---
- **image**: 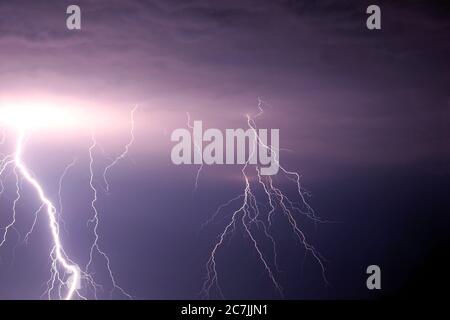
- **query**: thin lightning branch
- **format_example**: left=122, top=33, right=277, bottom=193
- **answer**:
left=57, top=158, right=78, bottom=235
left=0, top=152, right=14, bottom=212
left=187, top=112, right=203, bottom=192
left=201, top=194, right=244, bottom=229
left=86, top=129, right=132, bottom=299
left=23, top=203, right=45, bottom=244
left=103, top=105, right=138, bottom=193
left=201, top=102, right=329, bottom=299
left=254, top=97, right=266, bottom=119
left=0, top=167, right=20, bottom=248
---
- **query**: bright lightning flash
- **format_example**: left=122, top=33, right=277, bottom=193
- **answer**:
left=0, top=105, right=81, bottom=130
left=0, top=103, right=136, bottom=300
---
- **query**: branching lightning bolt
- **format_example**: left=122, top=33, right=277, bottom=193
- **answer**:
left=86, top=130, right=132, bottom=299
left=201, top=100, right=330, bottom=299
left=0, top=106, right=137, bottom=300
left=1, top=128, right=80, bottom=300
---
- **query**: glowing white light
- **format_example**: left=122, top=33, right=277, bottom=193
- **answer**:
left=10, top=129, right=80, bottom=300
left=0, top=95, right=137, bottom=300
left=0, top=104, right=81, bottom=129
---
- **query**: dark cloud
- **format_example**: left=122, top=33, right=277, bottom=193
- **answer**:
left=0, top=0, right=448, bottom=166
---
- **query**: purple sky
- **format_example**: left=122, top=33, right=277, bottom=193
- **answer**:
left=1, top=0, right=448, bottom=169
left=0, top=0, right=449, bottom=299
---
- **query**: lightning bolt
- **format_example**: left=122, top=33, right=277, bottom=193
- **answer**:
left=200, top=100, right=330, bottom=299
left=86, top=130, right=132, bottom=299
left=103, top=105, right=138, bottom=193
left=0, top=106, right=137, bottom=300
left=1, top=128, right=80, bottom=300
left=57, top=158, right=78, bottom=235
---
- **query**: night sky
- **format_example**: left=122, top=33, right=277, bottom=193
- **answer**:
left=0, top=0, right=449, bottom=299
